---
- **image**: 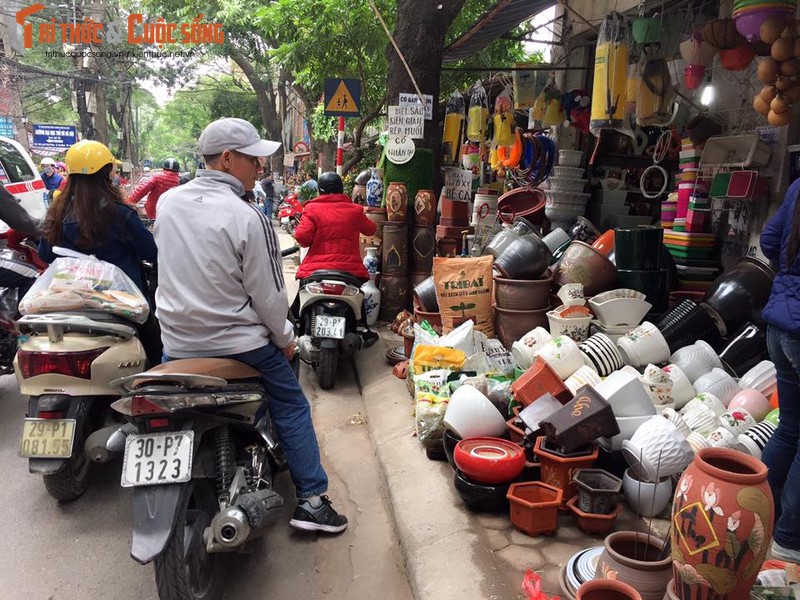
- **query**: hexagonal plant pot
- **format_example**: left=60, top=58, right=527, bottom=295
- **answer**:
left=572, top=468, right=623, bottom=514
left=506, top=481, right=562, bottom=536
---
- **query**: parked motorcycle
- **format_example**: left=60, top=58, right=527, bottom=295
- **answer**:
left=277, top=190, right=303, bottom=235
left=294, top=270, right=366, bottom=390
left=15, top=311, right=147, bottom=501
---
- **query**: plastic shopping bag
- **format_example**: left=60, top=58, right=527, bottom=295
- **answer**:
left=19, top=247, right=149, bottom=323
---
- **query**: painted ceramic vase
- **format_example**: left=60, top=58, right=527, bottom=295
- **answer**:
left=361, top=272, right=381, bottom=326
left=386, top=182, right=408, bottom=222
left=362, top=247, right=379, bottom=275
left=414, top=189, right=436, bottom=226
left=671, top=447, right=774, bottom=600
left=365, top=168, right=383, bottom=207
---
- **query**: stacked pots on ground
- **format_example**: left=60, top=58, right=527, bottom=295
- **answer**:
left=437, top=197, right=472, bottom=256
left=378, top=182, right=411, bottom=321
left=545, top=151, right=591, bottom=231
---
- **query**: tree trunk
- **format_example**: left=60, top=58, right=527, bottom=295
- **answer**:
left=386, top=0, right=468, bottom=179
left=93, top=81, right=109, bottom=145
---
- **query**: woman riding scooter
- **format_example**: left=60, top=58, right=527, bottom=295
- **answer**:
left=39, top=140, right=161, bottom=366
left=293, top=171, right=378, bottom=344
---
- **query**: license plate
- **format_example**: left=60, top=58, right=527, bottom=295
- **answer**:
left=314, top=315, right=346, bottom=339
left=19, top=419, right=76, bottom=458
left=280, top=216, right=289, bottom=224
left=121, top=431, right=194, bottom=488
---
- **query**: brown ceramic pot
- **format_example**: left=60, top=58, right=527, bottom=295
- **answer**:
left=497, top=187, right=546, bottom=226
left=494, top=274, right=552, bottom=310
left=413, top=307, right=442, bottom=333
left=414, top=190, right=436, bottom=226
left=506, top=481, right=562, bottom=536
left=441, top=198, right=470, bottom=221
left=361, top=207, right=387, bottom=260
left=493, top=303, right=549, bottom=350
left=534, top=437, right=599, bottom=507
left=378, top=274, right=409, bottom=322
left=436, top=238, right=458, bottom=257
left=567, top=495, right=622, bottom=536
left=670, top=448, right=774, bottom=600
left=540, top=385, right=621, bottom=453
left=594, top=531, right=672, bottom=600
left=553, top=241, right=618, bottom=296
left=386, top=182, right=408, bottom=222
left=576, top=579, right=642, bottom=600
left=511, top=356, right=572, bottom=406
left=410, top=226, right=436, bottom=273
left=382, top=223, right=408, bottom=277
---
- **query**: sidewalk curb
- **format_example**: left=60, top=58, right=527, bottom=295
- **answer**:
left=356, top=328, right=520, bottom=600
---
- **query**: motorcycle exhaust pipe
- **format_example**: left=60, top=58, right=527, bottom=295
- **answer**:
left=207, top=489, right=284, bottom=552
left=84, top=425, right=127, bottom=463
left=210, top=507, right=251, bottom=549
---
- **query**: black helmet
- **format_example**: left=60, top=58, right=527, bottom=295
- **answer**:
left=318, top=171, right=343, bottom=195
left=163, top=158, right=180, bottom=172
left=355, top=169, right=371, bottom=185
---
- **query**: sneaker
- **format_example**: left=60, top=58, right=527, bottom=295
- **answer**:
left=771, top=540, right=800, bottom=563
left=361, top=330, right=379, bottom=348
left=289, top=495, right=348, bottom=534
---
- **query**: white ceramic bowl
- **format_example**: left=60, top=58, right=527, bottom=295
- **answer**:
left=592, top=289, right=647, bottom=303
left=738, top=360, right=777, bottom=397
left=595, top=369, right=656, bottom=418
left=599, top=415, right=654, bottom=452
left=443, top=384, right=507, bottom=439
left=616, top=322, right=670, bottom=367
left=622, top=416, right=693, bottom=481
left=589, top=297, right=652, bottom=328
left=547, top=177, right=588, bottom=192
left=693, top=368, right=740, bottom=407
left=622, top=468, right=673, bottom=517
left=547, top=311, right=592, bottom=342
left=559, top=149, right=584, bottom=167
left=552, top=166, right=585, bottom=179
left=544, top=190, right=590, bottom=205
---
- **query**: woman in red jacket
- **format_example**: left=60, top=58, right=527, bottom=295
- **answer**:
left=294, top=172, right=377, bottom=281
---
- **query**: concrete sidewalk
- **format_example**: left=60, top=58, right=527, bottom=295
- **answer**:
left=356, top=326, right=669, bottom=600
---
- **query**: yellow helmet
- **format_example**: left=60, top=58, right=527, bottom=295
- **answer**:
left=65, top=140, right=115, bottom=175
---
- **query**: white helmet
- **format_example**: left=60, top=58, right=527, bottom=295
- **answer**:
left=41, top=157, right=56, bottom=166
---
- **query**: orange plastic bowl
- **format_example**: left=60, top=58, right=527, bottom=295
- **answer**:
left=453, top=437, right=526, bottom=484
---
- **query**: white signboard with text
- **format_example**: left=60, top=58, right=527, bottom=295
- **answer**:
left=398, top=93, right=434, bottom=120
left=387, top=105, right=424, bottom=139
left=444, top=168, right=473, bottom=202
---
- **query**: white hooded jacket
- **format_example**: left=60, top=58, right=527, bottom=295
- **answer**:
left=154, top=169, right=294, bottom=357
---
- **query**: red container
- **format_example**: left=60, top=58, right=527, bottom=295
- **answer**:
left=510, top=356, right=572, bottom=406
left=453, top=437, right=525, bottom=484
left=684, top=64, right=705, bottom=90
left=506, top=481, right=562, bottom=536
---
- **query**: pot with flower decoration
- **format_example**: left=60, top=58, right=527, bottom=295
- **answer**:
left=670, top=447, right=774, bottom=600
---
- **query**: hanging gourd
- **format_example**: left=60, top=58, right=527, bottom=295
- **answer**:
left=636, top=47, right=677, bottom=126
left=591, top=12, right=632, bottom=137
left=466, top=82, right=489, bottom=142
left=442, top=91, right=465, bottom=166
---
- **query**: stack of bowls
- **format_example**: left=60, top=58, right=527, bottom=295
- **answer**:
left=545, top=151, right=590, bottom=230
left=614, top=226, right=669, bottom=313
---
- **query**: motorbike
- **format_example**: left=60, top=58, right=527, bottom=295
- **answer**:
left=277, top=190, right=303, bottom=235
left=294, top=270, right=365, bottom=390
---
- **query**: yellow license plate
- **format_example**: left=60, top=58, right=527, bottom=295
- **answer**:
left=19, top=419, right=76, bottom=458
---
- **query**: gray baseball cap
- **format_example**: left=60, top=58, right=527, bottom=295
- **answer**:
left=198, top=117, right=281, bottom=157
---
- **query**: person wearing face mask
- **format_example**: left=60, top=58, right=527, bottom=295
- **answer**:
left=40, top=158, right=63, bottom=192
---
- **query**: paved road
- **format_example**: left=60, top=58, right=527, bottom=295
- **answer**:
left=0, top=226, right=413, bottom=600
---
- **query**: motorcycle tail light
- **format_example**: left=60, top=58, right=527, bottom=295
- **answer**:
left=17, top=348, right=109, bottom=380
left=38, top=411, right=65, bottom=419
left=131, top=395, right=169, bottom=416
left=129, top=393, right=219, bottom=416
left=148, top=417, right=170, bottom=429
left=306, top=281, right=360, bottom=296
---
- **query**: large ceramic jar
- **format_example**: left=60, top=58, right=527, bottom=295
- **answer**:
left=594, top=531, right=672, bottom=600
left=386, top=182, right=408, bottom=222
left=670, top=447, right=774, bottom=600
left=414, top=190, right=436, bottom=226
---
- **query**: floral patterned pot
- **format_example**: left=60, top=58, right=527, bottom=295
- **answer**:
left=534, top=436, right=599, bottom=508
left=594, top=531, right=672, bottom=600
left=414, top=189, right=436, bottom=226
left=386, top=182, right=408, bottom=222
left=671, top=447, right=774, bottom=600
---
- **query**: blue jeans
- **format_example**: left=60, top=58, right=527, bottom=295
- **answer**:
left=762, top=325, right=800, bottom=549
left=164, top=343, right=328, bottom=498
left=263, top=197, right=274, bottom=219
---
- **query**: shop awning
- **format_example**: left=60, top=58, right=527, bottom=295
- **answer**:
left=443, top=0, right=555, bottom=63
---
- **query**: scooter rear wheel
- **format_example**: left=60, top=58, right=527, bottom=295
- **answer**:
left=43, top=450, right=91, bottom=502
left=155, top=480, right=225, bottom=600
left=317, top=346, right=339, bottom=390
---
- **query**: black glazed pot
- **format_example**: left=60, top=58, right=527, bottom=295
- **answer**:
left=442, top=428, right=461, bottom=470
left=453, top=469, right=511, bottom=512
left=412, top=276, right=439, bottom=312
left=655, top=299, right=718, bottom=353
left=718, top=322, right=768, bottom=377
left=494, top=233, right=553, bottom=280
left=567, top=216, right=601, bottom=244
left=702, top=257, right=775, bottom=336
left=540, top=385, right=620, bottom=453
left=614, top=226, right=664, bottom=270
left=616, top=268, right=669, bottom=313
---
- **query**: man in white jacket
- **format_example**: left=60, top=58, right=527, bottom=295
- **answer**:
left=154, top=117, right=347, bottom=534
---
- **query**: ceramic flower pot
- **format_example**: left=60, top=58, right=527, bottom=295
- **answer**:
left=517, top=392, right=564, bottom=436
left=622, top=468, right=673, bottom=517
left=655, top=300, right=719, bottom=354
left=453, top=469, right=511, bottom=512
left=614, top=226, right=664, bottom=271
left=413, top=189, right=435, bottom=226
left=671, top=448, right=774, bottom=600
left=681, top=403, right=720, bottom=436
left=735, top=421, right=777, bottom=459
left=565, top=365, right=603, bottom=396
left=413, top=307, right=442, bottom=334
left=443, top=384, right=507, bottom=439
left=536, top=335, right=585, bottom=380
left=568, top=495, right=623, bottom=537
left=493, top=304, right=550, bottom=350
left=579, top=332, right=626, bottom=377
left=670, top=341, right=723, bottom=384
left=511, top=356, right=573, bottom=406
left=386, top=182, right=408, bottom=222
left=547, top=310, right=593, bottom=342
left=494, top=233, right=553, bottom=280
left=595, top=368, right=656, bottom=418
left=554, top=241, right=618, bottom=297
left=661, top=408, right=691, bottom=438
left=707, top=426, right=737, bottom=448
left=728, top=388, right=771, bottom=421
left=453, top=437, right=526, bottom=485
left=616, top=268, right=669, bottom=314
left=701, top=257, right=775, bottom=336
left=718, top=322, right=768, bottom=377
left=510, top=327, right=553, bottom=370
left=497, top=187, right=546, bottom=225
left=622, top=415, right=693, bottom=482
left=541, top=384, right=621, bottom=453
left=494, top=273, right=552, bottom=310
left=738, top=360, right=777, bottom=397
left=595, top=531, right=672, bottom=600
left=663, top=365, right=696, bottom=411
left=617, top=322, right=671, bottom=368
left=681, top=393, right=727, bottom=418
left=567, top=216, right=602, bottom=244
left=534, top=436, right=599, bottom=507
left=506, top=481, right=562, bottom=536
left=693, top=368, right=740, bottom=407
left=718, top=408, right=757, bottom=437
left=572, top=468, right=623, bottom=514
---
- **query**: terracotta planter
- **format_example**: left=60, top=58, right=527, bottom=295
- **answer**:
left=595, top=531, right=672, bottom=600
left=670, top=448, right=774, bottom=600
left=540, top=384, right=620, bottom=453
left=410, top=225, right=436, bottom=274
left=386, top=182, right=408, bottom=222
left=494, top=274, right=552, bottom=310
left=577, top=579, right=642, bottom=600
left=572, top=468, right=622, bottom=514
left=382, top=223, right=408, bottom=277
left=378, top=274, right=409, bottom=322
left=506, top=481, right=562, bottom=536
left=506, top=416, right=528, bottom=444
left=361, top=207, right=387, bottom=260
left=497, top=187, right=547, bottom=226
left=553, top=241, right=618, bottom=296
left=401, top=326, right=414, bottom=358
left=441, top=198, right=470, bottom=221
left=568, top=495, right=623, bottom=536
left=414, top=189, right=436, bottom=226
left=510, top=356, right=572, bottom=407
left=534, top=436, right=599, bottom=507
left=494, top=304, right=549, bottom=350
left=413, top=307, right=442, bottom=333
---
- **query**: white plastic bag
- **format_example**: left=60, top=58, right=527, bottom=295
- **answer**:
left=19, top=248, right=149, bottom=323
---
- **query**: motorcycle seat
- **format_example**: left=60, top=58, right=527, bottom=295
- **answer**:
left=148, top=358, right=260, bottom=380
left=300, top=270, right=364, bottom=288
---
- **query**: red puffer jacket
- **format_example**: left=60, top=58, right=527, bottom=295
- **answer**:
left=294, top=193, right=377, bottom=280
left=127, top=170, right=180, bottom=219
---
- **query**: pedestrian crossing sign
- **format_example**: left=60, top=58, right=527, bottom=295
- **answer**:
left=324, top=78, right=361, bottom=117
